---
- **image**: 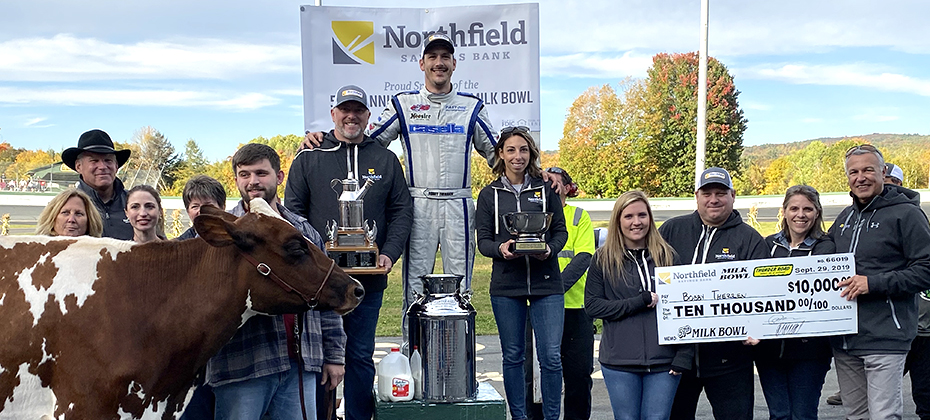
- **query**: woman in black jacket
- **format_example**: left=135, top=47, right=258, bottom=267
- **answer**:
left=756, top=185, right=835, bottom=420
left=476, top=126, right=567, bottom=420
left=585, top=190, right=691, bottom=420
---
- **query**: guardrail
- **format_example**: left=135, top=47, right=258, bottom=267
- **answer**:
left=4, top=190, right=928, bottom=212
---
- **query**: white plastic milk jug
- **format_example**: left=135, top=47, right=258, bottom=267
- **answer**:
left=410, top=346, right=423, bottom=400
left=377, top=347, right=414, bottom=402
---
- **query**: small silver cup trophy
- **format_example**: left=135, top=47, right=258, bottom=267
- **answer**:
left=502, top=212, right=553, bottom=255
left=325, top=173, right=386, bottom=274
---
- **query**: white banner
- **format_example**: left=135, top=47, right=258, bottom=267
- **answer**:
left=655, top=254, right=858, bottom=344
left=299, top=4, right=541, bottom=134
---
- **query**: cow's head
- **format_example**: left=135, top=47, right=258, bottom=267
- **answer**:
left=193, top=200, right=363, bottom=315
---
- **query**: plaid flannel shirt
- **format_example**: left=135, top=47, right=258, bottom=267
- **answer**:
left=206, top=200, right=346, bottom=387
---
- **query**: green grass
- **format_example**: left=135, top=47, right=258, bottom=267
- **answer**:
left=375, top=220, right=795, bottom=337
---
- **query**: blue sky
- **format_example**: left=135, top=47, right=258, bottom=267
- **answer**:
left=1, top=0, right=928, bottom=161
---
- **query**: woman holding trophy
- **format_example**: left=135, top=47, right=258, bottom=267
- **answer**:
left=476, top=126, right=567, bottom=420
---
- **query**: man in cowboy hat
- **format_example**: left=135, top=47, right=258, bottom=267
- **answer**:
left=62, top=129, right=134, bottom=240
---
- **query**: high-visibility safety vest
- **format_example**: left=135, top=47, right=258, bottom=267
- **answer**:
left=558, top=204, right=595, bottom=309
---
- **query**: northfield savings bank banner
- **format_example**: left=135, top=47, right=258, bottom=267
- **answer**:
left=299, top=4, right=541, bottom=134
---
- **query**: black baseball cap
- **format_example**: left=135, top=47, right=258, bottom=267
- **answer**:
left=422, top=32, right=454, bottom=54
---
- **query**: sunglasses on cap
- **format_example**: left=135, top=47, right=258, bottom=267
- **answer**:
left=546, top=167, right=566, bottom=175
left=500, top=126, right=530, bottom=136
left=845, top=144, right=883, bottom=159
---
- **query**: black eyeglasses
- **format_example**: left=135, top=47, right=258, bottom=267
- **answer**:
left=845, top=144, right=883, bottom=159
left=500, top=126, right=530, bottom=136
left=546, top=167, right=565, bottom=175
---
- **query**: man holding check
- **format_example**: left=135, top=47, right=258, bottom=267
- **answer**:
left=658, top=167, right=768, bottom=420
left=830, top=144, right=930, bottom=420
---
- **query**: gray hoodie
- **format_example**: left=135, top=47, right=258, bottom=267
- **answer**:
left=829, top=185, right=930, bottom=354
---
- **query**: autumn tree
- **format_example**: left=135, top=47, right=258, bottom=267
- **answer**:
left=637, top=52, right=747, bottom=197
left=471, top=151, right=495, bottom=198
left=885, top=145, right=930, bottom=190
left=0, top=143, right=25, bottom=177
left=760, top=139, right=859, bottom=195
left=4, top=149, right=58, bottom=180
left=558, top=80, right=645, bottom=198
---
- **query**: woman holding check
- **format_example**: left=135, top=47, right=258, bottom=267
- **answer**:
left=756, top=185, right=835, bottom=420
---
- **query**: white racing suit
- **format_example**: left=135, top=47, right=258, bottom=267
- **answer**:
left=369, top=89, right=496, bottom=346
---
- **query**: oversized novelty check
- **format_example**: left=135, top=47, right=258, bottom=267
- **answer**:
left=656, top=253, right=858, bottom=344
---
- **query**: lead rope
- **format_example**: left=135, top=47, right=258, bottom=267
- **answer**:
left=295, top=315, right=309, bottom=420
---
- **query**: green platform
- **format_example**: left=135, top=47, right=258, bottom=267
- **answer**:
left=373, top=382, right=506, bottom=420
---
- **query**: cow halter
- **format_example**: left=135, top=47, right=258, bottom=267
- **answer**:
left=238, top=252, right=336, bottom=310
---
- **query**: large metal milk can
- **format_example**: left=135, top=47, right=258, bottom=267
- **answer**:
left=406, top=274, right=477, bottom=402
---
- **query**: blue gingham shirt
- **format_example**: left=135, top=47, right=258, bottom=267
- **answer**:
left=206, top=200, right=346, bottom=387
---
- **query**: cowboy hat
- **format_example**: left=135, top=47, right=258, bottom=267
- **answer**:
left=62, top=129, right=131, bottom=170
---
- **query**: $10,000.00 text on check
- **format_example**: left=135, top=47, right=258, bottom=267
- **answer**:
left=655, top=253, right=857, bottom=344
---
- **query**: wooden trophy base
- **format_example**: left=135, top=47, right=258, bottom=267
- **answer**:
left=326, top=241, right=389, bottom=275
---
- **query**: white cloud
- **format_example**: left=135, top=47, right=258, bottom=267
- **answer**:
left=24, top=117, right=48, bottom=127
left=541, top=51, right=653, bottom=79
left=270, top=89, right=304, bottom=96
left=738, top=63, right=930, bottom=97
left=0, top=87, right=280, bottom=110
left=0, top=34, right=299, bottom=82
left=801, top=118, right=823, bottom=123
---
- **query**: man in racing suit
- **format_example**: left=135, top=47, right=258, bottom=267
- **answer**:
left=304, top=33, right=498, bottom=346
left=370, top=33, right=496, bottom=333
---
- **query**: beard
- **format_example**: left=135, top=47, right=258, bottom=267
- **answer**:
left=336, top=124, right=364, bottom=141
left=240, top=184, right=277, bottom=206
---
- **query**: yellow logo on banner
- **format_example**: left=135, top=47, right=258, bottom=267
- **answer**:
left=332, top=21, right=375, bottom=65
left=656, top=270, right=672, bottom=284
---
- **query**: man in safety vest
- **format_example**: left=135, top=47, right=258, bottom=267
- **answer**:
left=525, top=167, right=596, bottom=420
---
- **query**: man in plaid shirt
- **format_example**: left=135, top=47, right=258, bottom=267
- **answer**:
left=207, top=143, right=345, bottom=420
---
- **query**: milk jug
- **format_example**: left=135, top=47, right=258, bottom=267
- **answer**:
left=377, top=347, right=413, bottom=402
left=410, top=346, right=423, bottom=400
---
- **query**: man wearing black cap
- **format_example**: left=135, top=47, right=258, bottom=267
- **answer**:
left=285, top=85, right=412, bottom=420
left=62, top=129, right=134, bottom=240
left=658, top=167, right=767, bottom=420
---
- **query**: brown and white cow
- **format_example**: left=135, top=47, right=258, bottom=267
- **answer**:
left=0, top=199, right=363, bottom=419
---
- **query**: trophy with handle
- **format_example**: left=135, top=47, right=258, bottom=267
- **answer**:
left=502, top=212, right=553, bottom=255
left=325, top=172, right=387, bottom=274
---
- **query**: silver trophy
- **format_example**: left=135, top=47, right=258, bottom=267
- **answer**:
left=502, top=212, right=553, bottom=255
left=326, top=173, right=384, bottom=272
